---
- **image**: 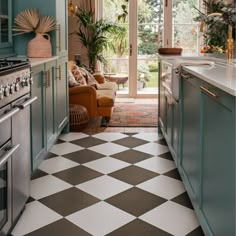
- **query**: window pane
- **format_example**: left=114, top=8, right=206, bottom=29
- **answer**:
left=138, top=0, right=163, bottom=24
left=103, top=0, right=128, bottom=23
left=138, top=24, right=163, bottom=55
left=172, top=0, right=199, bottom=53
left=173, top=24, right=198, bottom=53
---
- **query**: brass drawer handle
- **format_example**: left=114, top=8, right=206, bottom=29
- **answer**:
left=200, top=86, right=219, bottom=98
left=56, top=24, right=61, bottom=52
left=181, top=73, right=189, bottom=80
left=56, top=66, right=62, bottom=80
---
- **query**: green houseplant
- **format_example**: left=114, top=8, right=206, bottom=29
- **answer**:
left=194, top=0, right=236, bottom=53
left=74, top=8, right=124, bottom=72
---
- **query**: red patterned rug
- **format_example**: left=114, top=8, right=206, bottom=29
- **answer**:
left=108, top=103, right=158, bottom=127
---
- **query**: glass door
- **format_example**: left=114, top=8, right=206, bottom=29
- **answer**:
left=102, top=0, right=130, bottom=96
left=102, top=0, right=163, bottom=98
left=135, top=0, right=163, bottom=97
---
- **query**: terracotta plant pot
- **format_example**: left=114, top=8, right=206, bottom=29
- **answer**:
left=27, top=33, right=52, bottom=58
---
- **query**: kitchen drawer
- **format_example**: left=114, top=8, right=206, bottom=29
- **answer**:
left=181, top=71, right=234, bottom=111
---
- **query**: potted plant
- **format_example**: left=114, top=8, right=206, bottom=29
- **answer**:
left=74, top=8, right=124, bottom=72
left=137, top=64, right=151, bottom=90
left=194, top=0, right=236, bottom=54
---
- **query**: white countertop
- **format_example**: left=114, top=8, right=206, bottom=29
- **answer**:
left=29, top=56, right=58, bottom=67
left=158, top=54, right=236, bottom=96
left=183, top=63, right=236, bottom=96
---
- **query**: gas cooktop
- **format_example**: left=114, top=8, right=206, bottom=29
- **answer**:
left=0, top=56, right=30, bottom=72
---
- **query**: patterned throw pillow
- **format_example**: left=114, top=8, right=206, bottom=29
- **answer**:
left=71, top=65, right=87, bottom=86
left=68, top=70, right=80, bottom=87
left=77, top=67, right=101, bottom=89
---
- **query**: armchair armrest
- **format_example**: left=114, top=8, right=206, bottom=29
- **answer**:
left=69, top=86, right=98, bottom=117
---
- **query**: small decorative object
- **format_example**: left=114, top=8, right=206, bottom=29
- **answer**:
left=13, top=9, right=56, bottom=58
left=69, top=104, right=89, bottom=131
left=158, top=48, right=183, bottom=55
left=68, top=0, right=78, bottom=17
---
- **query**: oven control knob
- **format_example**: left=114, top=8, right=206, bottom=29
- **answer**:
left=21, top=78, right=26, bottom=87
left=10, top=84, right=15, bottom=94
left=4, top=85, right=10, bottom=97
left=0, top=86, right=3, bottom=100
left=15, top=82, right=20, bottom=92
left=29, top=77, right=33, bottom=85
left=25, top=77, right=29, bottom=87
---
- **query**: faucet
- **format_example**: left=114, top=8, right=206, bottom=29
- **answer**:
left=200, top=12, right=234, bottom=61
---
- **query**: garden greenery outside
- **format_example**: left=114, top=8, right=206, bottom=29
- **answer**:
left=102, top=0, right=199, bottom=90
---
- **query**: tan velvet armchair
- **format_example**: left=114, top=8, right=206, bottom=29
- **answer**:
left=68, top=62, right=118, bottom=122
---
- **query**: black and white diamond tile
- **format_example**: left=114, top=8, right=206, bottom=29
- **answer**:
left=11, top=132, right=203, bottom=236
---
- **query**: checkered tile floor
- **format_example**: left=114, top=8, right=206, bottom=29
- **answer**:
left=11, top=132, right=204, bottom=236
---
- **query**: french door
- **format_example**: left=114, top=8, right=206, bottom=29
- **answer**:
left=101, top=0, right=200, bottom=98
left=102, top=0, right=161, bottom=98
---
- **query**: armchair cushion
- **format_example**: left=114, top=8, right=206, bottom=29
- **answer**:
left=98, top=82, right=118, bottom=93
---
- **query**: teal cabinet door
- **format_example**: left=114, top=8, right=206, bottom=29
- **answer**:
left=200, top=90, right=235, bottom=236
left=56, top=56, right=69, bottom=134
left=180, top=77, right=200, bottom=204
left=45, top=61, right=57, bottom=150
left=55, top=0, right=68, bottom=56
left=31, top=64, right=47, bottom=171
left=158, top=64, right=179, bottom=161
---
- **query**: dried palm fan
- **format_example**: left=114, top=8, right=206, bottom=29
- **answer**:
left=36, top=16, right=56, bottom=33
left=13, top=9, right=39, bottom=35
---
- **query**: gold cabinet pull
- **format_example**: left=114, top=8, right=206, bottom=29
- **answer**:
left=200, top=86, right=219, bottom=98
left=56, top=66, right=61, bottom=80
left=47, top=71, right=50, bottom=88
left=43, top=71, right=47, bottom=87
left=56, top=24, right=61, bottom=52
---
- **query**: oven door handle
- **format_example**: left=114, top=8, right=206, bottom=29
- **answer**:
left=17, top=96, right=38, bottom=109
left=0, top=144, right=20, bottom=168
left=0, top=107, right=20, bottom=124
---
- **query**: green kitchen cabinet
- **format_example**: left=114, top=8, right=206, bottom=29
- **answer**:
left=0, top=0, right=14, bottom=56
left=179, top=71, right=236, bottom=236
left=31, top=59, right=67, bottom=172
left=199, top=84, right=235, bottom=236
left=30, top=63, right=47, bottom=171
left=179, top=75, right=200, bottom=205
left=45, top=60, right=57, bottom=149
left=56, top=56, right=69, bottom=134
left=12, top=0, right=68, bottom=57
left=158, top=62, right=179, bottom=162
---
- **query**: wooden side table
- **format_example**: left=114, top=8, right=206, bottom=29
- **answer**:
left=104, top=74, right=128, bottom=89
left=69, top=104, right=89, bottom=131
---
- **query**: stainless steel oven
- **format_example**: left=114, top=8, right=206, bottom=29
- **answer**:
left=0, top=104, right=19, bottom=235
left=0, top=57, right=37, bottom=236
